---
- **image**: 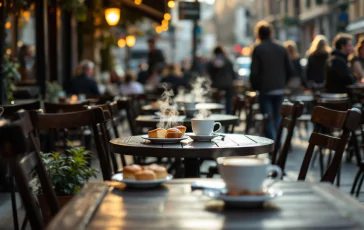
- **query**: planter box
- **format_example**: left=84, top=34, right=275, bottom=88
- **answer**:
left=37, top=195, right=73, bottom=224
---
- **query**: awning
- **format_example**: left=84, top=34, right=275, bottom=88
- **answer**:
left=347, top=19, right=364, bottom=35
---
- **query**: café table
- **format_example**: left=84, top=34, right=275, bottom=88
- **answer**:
left=110, top=133, right=273, bottom=177
left=47, top=179, right=364, bottom=230
left=141, top=102, right=225, bottom=114
left=135, top=114, right=239, bottom=130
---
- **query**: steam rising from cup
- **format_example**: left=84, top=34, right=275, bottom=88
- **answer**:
left=156, top=86, right=181, bottom=129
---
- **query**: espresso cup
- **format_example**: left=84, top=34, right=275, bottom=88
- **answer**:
left=184, top=102, right=196, bottom=110
left=217, top=156, right=282, bottom=193
left=191, top=119, right=222, bottom=136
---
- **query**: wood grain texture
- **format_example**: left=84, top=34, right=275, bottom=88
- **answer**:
left=46, top=180, right=364, bottom=230
left=110, top=134, right=274, bottom=158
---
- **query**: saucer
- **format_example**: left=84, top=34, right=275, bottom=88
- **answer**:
left=112, top=173, right=173, bottom=188
left=204, top=188, right=282, bottom=208
left=187, top=133, right=218, bottom=142
left=141, top=135, right=189, bottom=144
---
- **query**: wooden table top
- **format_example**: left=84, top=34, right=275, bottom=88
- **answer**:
left=110, top=134, right=274, bottom=158
left=142, top=103, right=225, bottom=113
left=135, top=114, right=239, bottom=128
left=47, top=179, right=364, bottom=230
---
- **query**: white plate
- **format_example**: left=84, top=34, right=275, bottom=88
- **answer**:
left=187, top=133, right=219, bottom=142
left=112, top=173, right=173, bottom=188
left=141, top=135, right=189, bottom=144
left=204, top=188, right=282, bottom=208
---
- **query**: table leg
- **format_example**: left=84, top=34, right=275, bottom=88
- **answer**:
left=184, top=158, right=200, bottom=178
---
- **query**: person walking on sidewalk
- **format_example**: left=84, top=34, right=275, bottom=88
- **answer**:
left=250, top=21, right=294, bottom=140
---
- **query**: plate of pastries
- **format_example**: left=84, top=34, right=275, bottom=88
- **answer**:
left=142, top=125, right=188, bottom=144
left=112, top=164, right=173, bottom=188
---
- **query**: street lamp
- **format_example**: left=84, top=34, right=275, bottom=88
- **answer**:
left=105, top=8, right=120, bottom=26
left=126, top=35, right=136, bottom=47
left=167, top=0, right=175, bottom=8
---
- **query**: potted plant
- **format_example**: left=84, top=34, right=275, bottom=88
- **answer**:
left=36, top=142, right=97, bottom=223
left=3, top=55, right=21, bottom=103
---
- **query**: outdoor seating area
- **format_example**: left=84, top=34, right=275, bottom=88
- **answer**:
left=2, top=0, right=364, bottom=230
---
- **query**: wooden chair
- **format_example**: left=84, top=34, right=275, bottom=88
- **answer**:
left=229, top=95, right=246, bottom=133
left=117, top=98, right=138, bottom=135
left=29, top=108, right=113, bottom=181
left=44, top=101, right=89, bottom=113
left=1, top=100, right=41, bottom=119
left=298, top=106, right=361, bottom=183
left=0, top=122, right=60, bottom=230
left=244, top=91, right=269, bottom=136
left=89, top=101, right=127, bottom=170
left=271, top=100, right=304, bottom=174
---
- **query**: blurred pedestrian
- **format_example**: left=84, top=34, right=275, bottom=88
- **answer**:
left=161, top=64, right=186, bottom=94
left=147, top=38, right=165, bottom=75
left=137, top=63, right=149, bottom=85
left=207, top=46, right=235, bottom=114
left=119, top=71, right=144, bottom=95
left=350, top=37, right=364, bottom=81
left=284, top=40, right=306, bottom=90
left=325, top=33, right=356, bottom=93
left=67, top=60, right=100, bottom=96
left=305, top=35, right=331, bottom=87
left=250, top=21, right=293, bottom=140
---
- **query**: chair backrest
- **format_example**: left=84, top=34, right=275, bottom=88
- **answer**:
left=315, top=98, right=349, bottom=111
left=232, top=95, right=245, bottom=117
left=244, top=91, right=258, bottom=134
left=117, top=98, right=138, bottom=135
left=1, top=100, right=41, bottom=119
left=0, top=123, right=59, bottom=230
left=29, top=108, right=112, bottom=181
left=271, top=100, right=304, bottom=173
left=298, top=106, right=361, bottom=183
left=44, top=101, right=89, bottom=113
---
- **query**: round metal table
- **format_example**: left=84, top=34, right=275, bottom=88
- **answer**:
left=135, top=114, right=239, bottom=128
left=141, top=103, right=225, bottom=114
left=110, top=134, right=274, bottom=177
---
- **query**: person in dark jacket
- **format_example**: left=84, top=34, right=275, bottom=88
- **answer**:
left=161, top=64, right=186, bottom=94
left=250, top=21, right=294, bottom=140
left=349, top=37, right=364, bottom=81
left=147, top=38, right=165, bottom=75
left=325, top=33, right=355, bottom=93
left=67, top=60, right=100, bottom=96
left=305, top=35, right=331, bottom=87
left=207, top=46, right=236, bottom=114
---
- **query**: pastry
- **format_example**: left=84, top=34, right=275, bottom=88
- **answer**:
left=145, top=164, right=168, bottom=179
left=148, top=128, right=167, bottom=138
left=135, top=170, right=157, bottom=180
left=166, top=128, right=183, bottom=138
left=173, top=125, right=186, bottom=136
left=123, top=164, right=143, bottom=180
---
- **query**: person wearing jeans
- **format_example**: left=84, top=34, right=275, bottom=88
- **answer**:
left=250, top=21, right=293, bottom=140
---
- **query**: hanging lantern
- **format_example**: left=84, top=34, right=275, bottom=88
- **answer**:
left=118, top=38, right=126, bottom=48
left=164, top=13, right=171, bottom=21
left=167, top=0, right=175, bottom=8
left=126, top=35, right=136, bottom=47
left=105, top=8, right=120, bottom=26
left=134, top=0, right=142, bottom=5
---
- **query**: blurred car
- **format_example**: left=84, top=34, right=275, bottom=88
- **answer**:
left=235, top=56, right=251, bottom=83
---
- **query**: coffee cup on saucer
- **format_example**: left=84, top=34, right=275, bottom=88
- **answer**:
left=191, top=119, right=222, bottom=136
left=216, top=156, right=282, bottom=194
left=184, top=102, right=196, bottom=110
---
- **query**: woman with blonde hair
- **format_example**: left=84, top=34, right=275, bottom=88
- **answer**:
left=284, top=40, right=305, bottom=89
left=305, top=35, right=331, bottom=85
left=350, top=37, right=364, bottom=81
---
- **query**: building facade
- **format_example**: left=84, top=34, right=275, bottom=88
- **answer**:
left=347, top=0, right=364, bottom=39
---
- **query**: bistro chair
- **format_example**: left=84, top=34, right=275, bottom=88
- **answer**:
left=117, top=98, right=139, bottom=135
left=44, top=101, right=89, bottom=113
left=29, top=107, right=113, bottom=181
left=1, top=100, right=41, bottom=119
left=0, top=122, right=60, bottom=230
left=229, top=94, right=246, bottom=133
left=298, top=106, right=361, bottom=183
left=271, top=100, right=304, bottom=174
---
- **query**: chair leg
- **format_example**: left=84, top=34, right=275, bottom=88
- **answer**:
left=356, top=173, right=364, bottom=198
left=9, top=177, right=19, bottom=230
left=319, top=148, right=324, bottom=178
left=351, top=168, right=363, bottom=195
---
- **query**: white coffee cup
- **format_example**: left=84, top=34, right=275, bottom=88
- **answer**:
left=191, top=119, right=222, bottom=136
left=184, top=102, right=196, bottom=110
left=217, top=156, right=282, bottom=193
